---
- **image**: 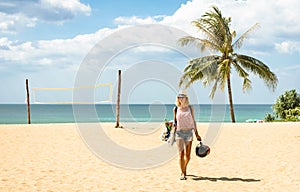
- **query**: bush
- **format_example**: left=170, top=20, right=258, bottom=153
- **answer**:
left=284, top=107, right=300, bottom=121
left=273, top=89, right=300, bottom=119
left=264, top=113, right=275, bottom=122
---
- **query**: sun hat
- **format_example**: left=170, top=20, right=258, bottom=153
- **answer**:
left=177, top=90, right=188, bottom=98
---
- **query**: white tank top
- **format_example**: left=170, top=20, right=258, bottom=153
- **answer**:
left=176, top=106, right=194, bottom=130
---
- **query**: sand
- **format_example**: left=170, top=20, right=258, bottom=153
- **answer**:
left=0, top=122, right=299, bottom=192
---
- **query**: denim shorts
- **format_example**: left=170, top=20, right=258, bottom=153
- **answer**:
left=175, top=129, right=193, bottom=141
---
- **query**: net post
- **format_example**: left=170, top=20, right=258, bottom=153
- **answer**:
left=115, top=70, right=122, bottom=128
left=26, top=79, right=31, bottom=124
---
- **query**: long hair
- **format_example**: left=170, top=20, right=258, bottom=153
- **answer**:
left=175, top=96, right=190, bottom=107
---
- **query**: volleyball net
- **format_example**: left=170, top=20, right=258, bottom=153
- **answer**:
left=32, top=83, right=113, bottom=104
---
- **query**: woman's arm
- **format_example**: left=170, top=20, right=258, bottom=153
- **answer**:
left=191, top=106, right=202, bottom=141
left=173, top=106, right=177, bottom=132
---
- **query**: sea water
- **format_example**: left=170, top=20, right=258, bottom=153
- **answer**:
left=0, top=104, right=273, bottom=124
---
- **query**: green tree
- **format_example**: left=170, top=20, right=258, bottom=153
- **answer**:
left=178, top=6, right=278, bottom=122
left=273, top=89, right=300, bottom=119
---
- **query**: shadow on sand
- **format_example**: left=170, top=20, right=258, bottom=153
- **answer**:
left=187, top=175, right=261, bottom=182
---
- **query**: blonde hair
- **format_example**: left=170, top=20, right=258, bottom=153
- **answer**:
left=175, top=96, right=190, bottom=107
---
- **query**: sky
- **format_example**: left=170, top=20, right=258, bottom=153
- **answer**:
left=0, top=0, right=299, bottom=104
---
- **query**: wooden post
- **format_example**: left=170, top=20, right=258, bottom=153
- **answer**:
left=26, top=79, right=31, bottom=124
left=115, top=70, right=121, bottom=128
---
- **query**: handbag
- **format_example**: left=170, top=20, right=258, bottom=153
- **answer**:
left=166, top=107, right=178, bottom=146
left=195, top=141, right=210, bottom=158
left=167, top=130, right=176, bottom=145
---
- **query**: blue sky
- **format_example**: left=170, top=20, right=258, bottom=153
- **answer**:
left=0, top=0, right=299, bottom=104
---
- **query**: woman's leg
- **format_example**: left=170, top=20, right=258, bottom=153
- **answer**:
left=183, top=141, right=192, bottom=175
left=176, top=139, right=186, bottom=179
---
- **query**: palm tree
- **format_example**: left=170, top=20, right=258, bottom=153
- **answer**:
left=178, top=6, right=278, bottom=122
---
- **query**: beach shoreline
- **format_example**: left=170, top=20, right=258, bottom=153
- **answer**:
left=1, top=122, right=299, bottom=191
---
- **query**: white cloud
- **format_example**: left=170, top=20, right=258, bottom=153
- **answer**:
left=161, top=0, right=300, bottom=54
left=0, top=12, right=37, bottom=34
left=2, top=0, right=299, bottom=73
left=41, top=0, right=91, bottom=15
left=275, top=41, right=300, bottom=54
left=1, top=0, right=299, bottom=74
left=114, top=15, right=164, bottom=25
left=0, top=0, right=91, bottom=33
left=0, top=27, right=117, bottom=72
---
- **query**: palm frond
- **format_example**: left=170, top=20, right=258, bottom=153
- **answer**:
left=193, top=6, right=232, bottom=49
left=207, top=6, right=232, bottom=45
left=179, top=6, right=234, bottom=55
left=218, top=59, right=230, bottom=91
left=242, top=78, right=252, bottom=91
left=235, top=54, right=278, bottom=91
left=232, top=23, right=260, bottom=50
left=231, top=30, right=236, bottom=39
left=179, top=55, right=220, bottom=89
left=232, top=61, right=252, bottom=92
left=178, top=36, right=199, bottom=47
left=178, top=36, right=221, bottom=52
left=209, top=78, right=220, bottom=98
left=179, top=70, right=204, bottom=89
left=232, top=61, right=249, bottom=78
left=198, top=39, right=223, bottom=52
left=191, top=20, right=221, bottom=46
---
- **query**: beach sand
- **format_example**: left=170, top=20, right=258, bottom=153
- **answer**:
left=0, top=122, right=299, bottom=191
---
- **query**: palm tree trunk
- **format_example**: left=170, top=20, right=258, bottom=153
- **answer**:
left=227, top=75, right=236, bottom=122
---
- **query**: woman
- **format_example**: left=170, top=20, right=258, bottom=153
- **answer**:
left=174, top=92, right=201, bottom=180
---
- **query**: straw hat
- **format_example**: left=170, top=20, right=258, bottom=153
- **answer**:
left=177, top=90, right=188, bottom=98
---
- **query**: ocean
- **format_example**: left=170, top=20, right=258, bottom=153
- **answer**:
left=0, top=104, right=273, bottom=124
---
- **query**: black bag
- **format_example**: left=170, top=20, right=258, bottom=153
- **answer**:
left=195, top=141, right=210, bottom=158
